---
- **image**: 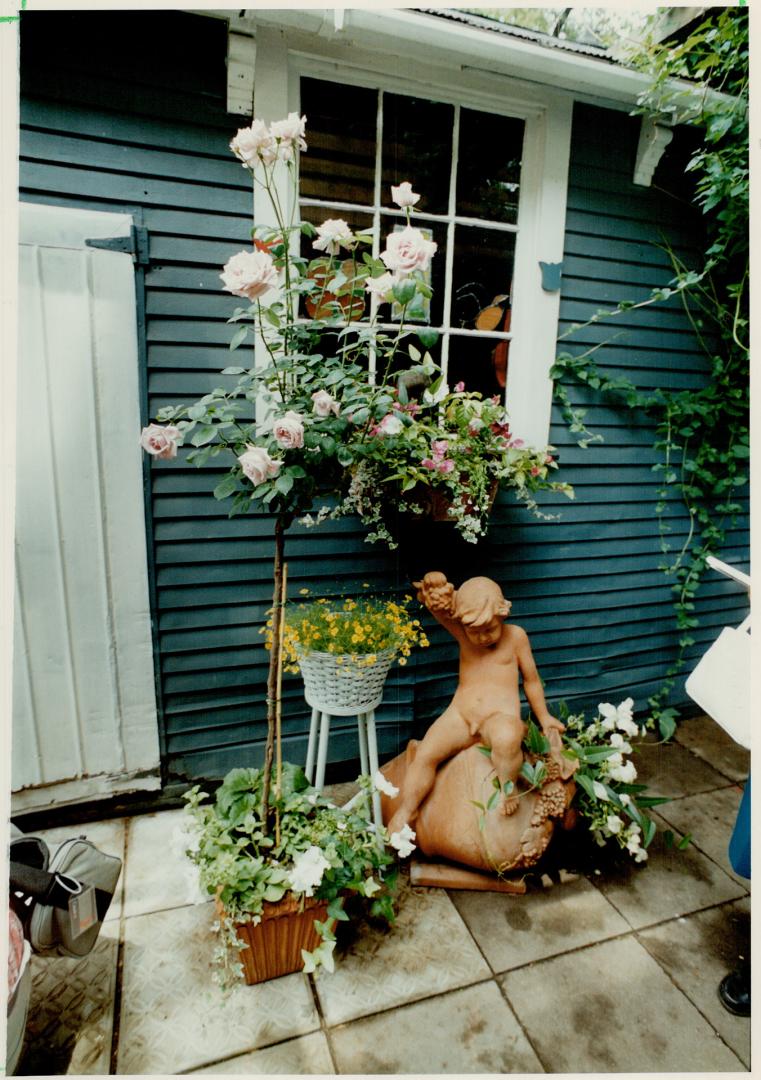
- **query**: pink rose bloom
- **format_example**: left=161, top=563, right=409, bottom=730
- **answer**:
left=273, top=410, right=305, bottom=450
left=313, top=218, right=355, bottom=255
left=229, top=119, right=277, bottom=167
left=269, top=112, right=307, bottom=160
left=365, top=271, right=396, bottom=303
left=511, top=438, right=525, bottom=448
left=431, top=439, right=449, bottom=459
left=437, top=459, right=455, bottom=474
left=391, top=181, right=421, bottom=208
left=380, top=226, right=437, bottom=276
left=238, top=444, right=281, bottom=486
left=140, top=423, right=182, bottom=460
left=377, top=413, right=404, bottom=436
left=311, top=390, right=340, bottom=417
left=453, top=381, right=465, bottom=392
left=220, top=250, right=278, bottom=301
left=530, top=465, right=541, bottom=476
left=421, top=458, right=436, bottom=470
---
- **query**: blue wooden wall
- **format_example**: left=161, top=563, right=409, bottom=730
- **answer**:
left=18, top=12, right=749, bottom=783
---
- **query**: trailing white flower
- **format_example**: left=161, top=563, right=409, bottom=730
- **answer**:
left=607, top=759, right=638, bottom=784
left=289, top=845, right=331, bottom=897
left=598, top=698, right=638, bottom=737
left=605, top=814, right=624, bottom=835
left=389, top=823, right=416, bottom=858
left=373, top=770, right=399, bottom=798
left=593, top=780, right=610, bottom=801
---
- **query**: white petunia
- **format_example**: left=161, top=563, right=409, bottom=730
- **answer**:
left=610, top=733, right=633, bottom=755
left=389, top=823, right=416, bottom=858
left=608, top=759, right=638, bottom=784
left=374, top=770, right=399, bottom=798
left=290, top=845, right=331, bottom=897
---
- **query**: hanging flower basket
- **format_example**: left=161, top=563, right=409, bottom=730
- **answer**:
left=216, top=893, right=338, bottom=985
left=295, top=646, right=396, bottom=715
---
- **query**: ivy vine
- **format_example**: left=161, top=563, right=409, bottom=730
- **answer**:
left=551, top=8, right=749, bottom=737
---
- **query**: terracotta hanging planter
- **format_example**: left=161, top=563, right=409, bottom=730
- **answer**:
left=217, top=893, right=338, bottom=985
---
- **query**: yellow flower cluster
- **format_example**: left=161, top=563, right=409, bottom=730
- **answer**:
left=262, top=594, right=429, bottom=673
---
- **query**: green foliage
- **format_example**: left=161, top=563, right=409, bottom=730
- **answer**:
left=182, top=766, right=396, bottom=986
left=551, top=8, right=748, bottom=723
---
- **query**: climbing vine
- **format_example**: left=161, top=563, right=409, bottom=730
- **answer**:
left=551, top=8, right=749, bottom=737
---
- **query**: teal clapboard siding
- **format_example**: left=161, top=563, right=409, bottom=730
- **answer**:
left=18, top=13, right=748, bottom=783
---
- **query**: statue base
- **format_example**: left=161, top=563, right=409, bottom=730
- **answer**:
left=410, top=858, right=527, bottom=894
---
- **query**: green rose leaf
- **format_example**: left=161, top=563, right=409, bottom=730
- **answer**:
left=229, top=326, right=248, bottom=351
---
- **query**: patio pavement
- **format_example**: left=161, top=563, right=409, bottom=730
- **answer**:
left=14, top=714, right=750, bottom=1074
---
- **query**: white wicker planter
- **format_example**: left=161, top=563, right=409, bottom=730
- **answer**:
left=295, top=647, right=396, bottom=715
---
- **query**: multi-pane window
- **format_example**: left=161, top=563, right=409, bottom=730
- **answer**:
left=299, top=76, right=525, bottom=399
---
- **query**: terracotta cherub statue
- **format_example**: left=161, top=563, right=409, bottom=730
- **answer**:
left=386, top=571, right=572, bottom=839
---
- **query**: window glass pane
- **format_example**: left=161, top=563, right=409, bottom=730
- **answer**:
left=449, top=224, right=516, bottom=397
left=300, top=77, right=377, bottom=206
left=381, top=93, right=453, bottom=215
left=457, top=109, right=524, bottom=224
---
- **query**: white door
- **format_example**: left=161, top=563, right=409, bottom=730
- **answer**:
left=12, top=203, right=161, bottom=811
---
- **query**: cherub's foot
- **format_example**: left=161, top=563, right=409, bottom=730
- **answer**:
left=501, top=793, right=520, bottom=816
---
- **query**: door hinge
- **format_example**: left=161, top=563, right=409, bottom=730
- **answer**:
left=85, top=225, right=150, bottom=266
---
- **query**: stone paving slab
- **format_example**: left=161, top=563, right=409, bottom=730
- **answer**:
left=313, top=882, right=490, bottom=1026
left=632, top=738, right=732, bottom=800
left=594, top=817, right=746, bottom=929
left=500, top=934, right=745, bottom=1073
left=656, top=785, right=749, bottom=885
left=450, top=874, right=629, bottom=973
left=328, top=979, right=544, bottom=1074
left=16, top=923, right=119, bottom=1076
left=638, top=898, right=750, bottom=1068
left=121, top=808, right=206, bottom=918
left=675, top=714, right=750, bottom=783
left=189, top=1032, right=336, bottom=1074
left=31, top=816, right=127, bottom=922
left=116, top=904, right=320, bottom=1075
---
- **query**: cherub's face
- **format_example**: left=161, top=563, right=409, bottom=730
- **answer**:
left=461, top=603, right=511, bottom=647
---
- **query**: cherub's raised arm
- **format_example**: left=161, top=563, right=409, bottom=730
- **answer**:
left=413, top=571, right=466, bottom=642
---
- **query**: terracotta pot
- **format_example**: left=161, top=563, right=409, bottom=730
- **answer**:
left=305, top=260, right=365, bottom=322
left=217, top=893, right=336, bottom=985
left=407, top=480, right=499, bottom=522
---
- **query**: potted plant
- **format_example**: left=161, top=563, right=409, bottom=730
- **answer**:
left=272, top=593, right=429, bottom=713
left=181, top=763, right=397, bottom=986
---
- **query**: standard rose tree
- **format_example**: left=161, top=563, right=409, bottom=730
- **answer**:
left=386, top=572, right=574, bottom=838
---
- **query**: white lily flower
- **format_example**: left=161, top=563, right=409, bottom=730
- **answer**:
left=374, top=770, right=399, bottom=798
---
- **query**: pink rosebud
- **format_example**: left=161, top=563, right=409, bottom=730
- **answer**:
left=378, top=413, right=404, bottom=436
left=512, top=438, right=525, bottom=448
left=431, top=439, right=449, bottom=459
left=453, top=381, right=465, bottom=393
left=313, top=218, right=355, bottom=255
left=437, top=459, right=455, bottom=474
left=421, top=458, right=436, bottom=470
left=140, top=423, right=182, bottom=460
left=238, top=444, right=281, bottom=486
left=390, top=181, right=421, bottom=208
left=530, top=465, right=541, bottom=476
left=545, top=454, right=554, bottom=464
left=311, top=390, right=340, bottom=417
left=273, top=410, right=305, bottom=450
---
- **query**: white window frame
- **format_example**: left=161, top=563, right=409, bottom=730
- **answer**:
left=252, top=25, right=572, bottom=449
